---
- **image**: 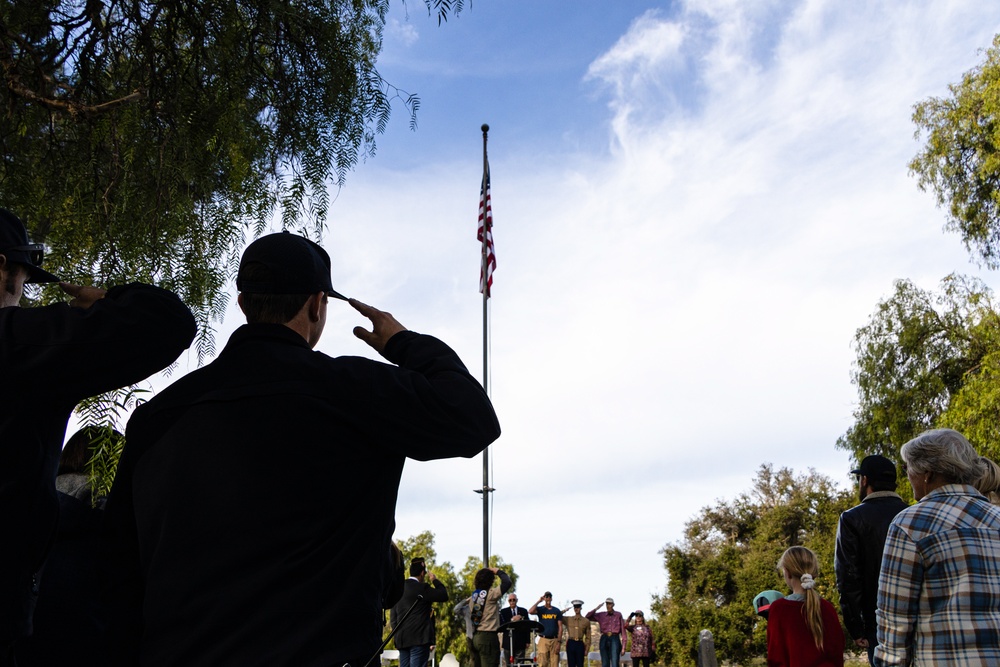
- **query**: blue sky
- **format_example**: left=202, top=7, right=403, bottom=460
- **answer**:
left=136, top=0, right=1000, bottom=622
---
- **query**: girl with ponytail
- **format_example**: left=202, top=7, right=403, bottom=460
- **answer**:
left=766, top=546, right=845, bottom=667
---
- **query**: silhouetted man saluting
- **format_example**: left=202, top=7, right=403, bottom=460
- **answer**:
left=0, top=208, right=195, bottom=666
left=105, top=231, right=501, bottom=667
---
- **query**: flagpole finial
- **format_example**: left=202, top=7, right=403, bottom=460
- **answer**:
left=481, top=123, right=489, bottom=134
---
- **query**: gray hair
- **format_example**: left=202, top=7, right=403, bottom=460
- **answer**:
left=901, top=429, right=984, bottom=484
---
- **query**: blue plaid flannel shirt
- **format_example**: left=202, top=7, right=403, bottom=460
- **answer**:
left=874, top=484, right=1000, bottom=666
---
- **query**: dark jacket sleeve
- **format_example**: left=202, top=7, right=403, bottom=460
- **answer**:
left=9, top=282, right=196, bottom=400
left=369, top=331, right=501, bottom=461
left=835, top=512, right=865, bottom=640
left=498, top=570, right=512, bottom=595
left=425, top=578, right=449, bottom=603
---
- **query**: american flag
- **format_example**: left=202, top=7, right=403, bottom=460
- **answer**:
left=478, top=163, right=496, bottom=297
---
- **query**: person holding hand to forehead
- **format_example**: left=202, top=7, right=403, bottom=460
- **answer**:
left=586, top=598, right=626, bottom=667
left=104, top=231, right=501, bottom=667
left=529, top=592, right=563, bottom=667
left=0, top=208, right=196, bottom=666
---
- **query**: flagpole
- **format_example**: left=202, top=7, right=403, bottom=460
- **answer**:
left=480, top=123, right=492, bottom=568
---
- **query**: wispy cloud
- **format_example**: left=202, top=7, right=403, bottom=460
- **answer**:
left=386, top=17, right=419, bottom=48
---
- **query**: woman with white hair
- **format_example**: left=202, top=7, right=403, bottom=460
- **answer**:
left=875, top=428, right=1000, bottom=666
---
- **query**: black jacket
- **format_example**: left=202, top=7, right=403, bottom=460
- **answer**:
left=499, top=605, right=531, bottom=650
left=391, top=578, right=449, bottom=649
left=834, top=491, right=909, bottom=641
left=104, top=324, right=500, bottom=667
left=0, top=283, right=195, bottom=642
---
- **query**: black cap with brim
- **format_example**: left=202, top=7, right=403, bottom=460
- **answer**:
left=237, top=231, right=347, bottom=300
left=0, top=208, right=60, bottom=283
left=850, top=454, right=897, bottom=483
left=22, top=262, right=60, bottom=284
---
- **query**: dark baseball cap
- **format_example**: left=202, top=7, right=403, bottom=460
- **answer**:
left=850, top=455, right=897, bottom=483
left=0, top=208, right=60, bottom=283
left=237, top=231, right=346, bottom=300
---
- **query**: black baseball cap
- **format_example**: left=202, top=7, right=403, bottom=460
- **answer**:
left=237, top=231, right=346, bottom=300
left=850, top=455, right=897, bottom=484
left=0, top=208, right=60, bottom=283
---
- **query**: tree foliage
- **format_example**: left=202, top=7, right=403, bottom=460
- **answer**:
left=837, top=273, right=1000, bottom=470
left=392, top=531, right=518, bottom=667
left=2, top=0, right=464, bottom=480
left=911, top=34, right=1000, bottom=268
left=651, top=465, right=853, bottom=666
left=0, top=0, right=457, bottom=358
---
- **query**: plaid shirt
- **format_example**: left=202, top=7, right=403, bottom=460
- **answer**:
left=874, top=484, right=1000, bottom=666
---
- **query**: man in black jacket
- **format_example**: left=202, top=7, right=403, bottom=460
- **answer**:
left=0, top=208, right=196, bottom=666
left=104, top=231, right=501, bottom=667
left=834, top=454, right=908, bottom=665
left=498, top=594, right=530, bottom=665
left=391, top=558, right=449, bottom=667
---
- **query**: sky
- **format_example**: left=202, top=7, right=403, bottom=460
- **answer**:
left=115, top=0, right=1000, bottom=619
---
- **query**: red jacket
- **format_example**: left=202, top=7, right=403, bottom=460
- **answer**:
left=766, top=597, right=845, bottom=667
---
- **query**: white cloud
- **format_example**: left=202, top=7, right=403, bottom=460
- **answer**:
left=587, top=10, right=686, bottom=88
left=386, top=17, right=419, bottom=48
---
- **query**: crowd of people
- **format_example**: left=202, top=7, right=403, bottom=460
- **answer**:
left=421, top=430, right=1000, bottom=667
left=765, top=429, right=1000, bottom=667
left=434, top=580, right=654, bottom=667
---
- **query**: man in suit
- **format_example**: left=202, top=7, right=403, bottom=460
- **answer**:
left=499, top=594, right=530, bottom=665
left=391, top=557, right=449, bottom=667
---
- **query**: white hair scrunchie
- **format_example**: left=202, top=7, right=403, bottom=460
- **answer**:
left=800, top=573, right=815, bottom=590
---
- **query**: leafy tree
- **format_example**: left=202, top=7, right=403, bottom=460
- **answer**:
left=651, top=465, right=853, bottom=666
left=2, top=0, right=465, bottom=484
left=911, top=34, right=1000, bottom=268
left=938, top=350, right=1000, bottom=455
left=391, top=531, right=519, bottom=667
left=0, top=0, right=460, bottom=359
left=837, top=273, right=1000, bottom=470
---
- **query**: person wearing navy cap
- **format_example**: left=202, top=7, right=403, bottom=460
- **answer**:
left=104, top=231, right=501, bottom=667
left=0, top=208, right=196, bottom=666
left=834, top=454, right=908, bottom=665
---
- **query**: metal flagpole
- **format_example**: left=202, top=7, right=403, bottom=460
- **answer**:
left=478, top=123, right=493, bottom=568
